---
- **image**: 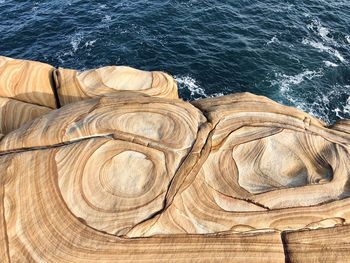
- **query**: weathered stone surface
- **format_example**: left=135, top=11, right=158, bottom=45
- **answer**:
left=283, top=224, right=350, bottom=263
left=0, top=56, right=56, bottom=108
left=127, top=93, right=350, bottom=237
left=0, top=57, right=350, bottom=262
left=0, top=97, right=51, bottom=134
left=54, top=66, right=178, bottom=105
left=0, top=55, right=178, bottom=135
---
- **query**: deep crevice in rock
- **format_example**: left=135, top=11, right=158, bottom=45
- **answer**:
left=281, top=231, right=291, bottom=263
left=51, top=68, right=61, bottom=109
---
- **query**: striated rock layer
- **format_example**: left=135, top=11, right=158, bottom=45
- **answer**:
left=0, top=55, right=349, bottom=262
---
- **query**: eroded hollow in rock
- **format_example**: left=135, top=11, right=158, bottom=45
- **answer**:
left=1, top=56, right=350, bottom=262
left=233, top=129, right=335, bottom=194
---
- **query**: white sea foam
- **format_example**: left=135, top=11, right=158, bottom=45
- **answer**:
left=272, top=69, right=330, bottom=122
left=344, top=96, right=350, bottom=115
left=102, top=15, right=112, bottom=22
left=208, top=92, right=224, bottom=98
left=174, top=75, right=224, bottom=100
left=346, top=35, right=350, bottom=44
left=329, top=86, right=350, bottom=120
left=302, top=85, right=350, bottom=122
left=267, top=36, right=279, bottom=45
left=273, top=69, right=323, bottom=93
left=306, top=19, right=337, bottom=45
left=290, top=97, right=332, bottom=123
left=332, top=108, right=343, bottom=118
left=318, top=27, right=329, bottom=40
left=32, top=2, right=40, bottom=11
left=304, top=19, right=347, bottom=65
left=69, top=32, right=98, bottom=52
left=70, top=33, right=84, bottom=52
left=331, top=94, right=350, bottom=120
left=302, top=38, right=345, bottom=62
left=175, top=75, right=207, bottom=98
left=284, top=96, right=327, bottom=122
left=84, top=39, right=97, bottom=47
left=323, top=60, right=338, bottom=67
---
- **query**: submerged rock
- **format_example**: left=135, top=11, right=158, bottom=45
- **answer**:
left=0, top=55, right=349, bottom=262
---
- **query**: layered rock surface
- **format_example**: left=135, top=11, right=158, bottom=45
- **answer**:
left=0, top=56, right=349, bottom=262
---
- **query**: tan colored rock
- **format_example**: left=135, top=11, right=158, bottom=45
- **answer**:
left=283, top=224, right=350, bottom=262
left=0, top=92, right=206, bottom=239
left=1, top=58, right=350, bottom=262
left=0, top=97, right=51, bottom=134
left=0, top=92, right=204, bottom=151
left=54, top=66, right=178, bottom=105
left=0, top=56, right=57, bottom=108
left=0, top=155, right=284, bottom=263
left=0, top=56, right=178, bottom=135
left=127, top=93, right=350, bottom=237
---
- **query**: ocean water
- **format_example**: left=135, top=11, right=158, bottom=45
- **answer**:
left=0, top=0, right=349, bottom=124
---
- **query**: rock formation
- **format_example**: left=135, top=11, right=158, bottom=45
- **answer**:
left=54, top=65, right=178, bottom=106
left=0, top=56, right=349, bottom=262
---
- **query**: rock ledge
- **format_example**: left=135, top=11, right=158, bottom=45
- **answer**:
left=0, top=56, right=349, bottom=263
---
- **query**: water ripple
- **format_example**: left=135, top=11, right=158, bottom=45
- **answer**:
left=0, top=0, right=349, bottom=123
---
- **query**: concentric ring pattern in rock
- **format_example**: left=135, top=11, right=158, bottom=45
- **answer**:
left=0, top=92, right=206, bottom=239
left=0, top=56, right=55, bottom=134
left=127, top=93, right=350, bottom=237
left=0, top=56, right=179, bottom=135
left=0, top=56, right=56, bottom=108
left=54, top=65, right=178, bottom=106
left=1, top=56, right=350, bottom=262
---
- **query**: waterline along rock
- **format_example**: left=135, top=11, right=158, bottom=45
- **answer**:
left=0, top=55, right=349, bottom=262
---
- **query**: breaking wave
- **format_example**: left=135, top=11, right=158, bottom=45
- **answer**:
left=175, top=75, right=207, bottom=99
left=272, top=69, right=350, bottom=124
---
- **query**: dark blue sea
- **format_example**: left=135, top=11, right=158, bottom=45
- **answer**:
left=1, top=0, right=349, bottom=123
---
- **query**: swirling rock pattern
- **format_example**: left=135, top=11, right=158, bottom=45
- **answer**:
left=0, top=56, right=178, bottom=135
left=54, top=66, right=178, bottom=106
left=0, top=56, right=56, bottom=108
left=0, top=57, right=350, bottom=262
left=0, top=97, right=51, bottom=134
left=126, top=94, right=350, bottom=239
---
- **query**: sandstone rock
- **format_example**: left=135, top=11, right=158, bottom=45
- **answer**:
left=0, top=56, right=56, bottom=108
left=0, top=97, right=51, bottom=134
left=127, top=93, right=350, bottom=237
left=0, top=57, right=350, bottom=262
left=283, top=224, right=350, bottom=262
left=54, top=66, right=178, bottom=105
left=0, top=56, right=178, bottom=135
